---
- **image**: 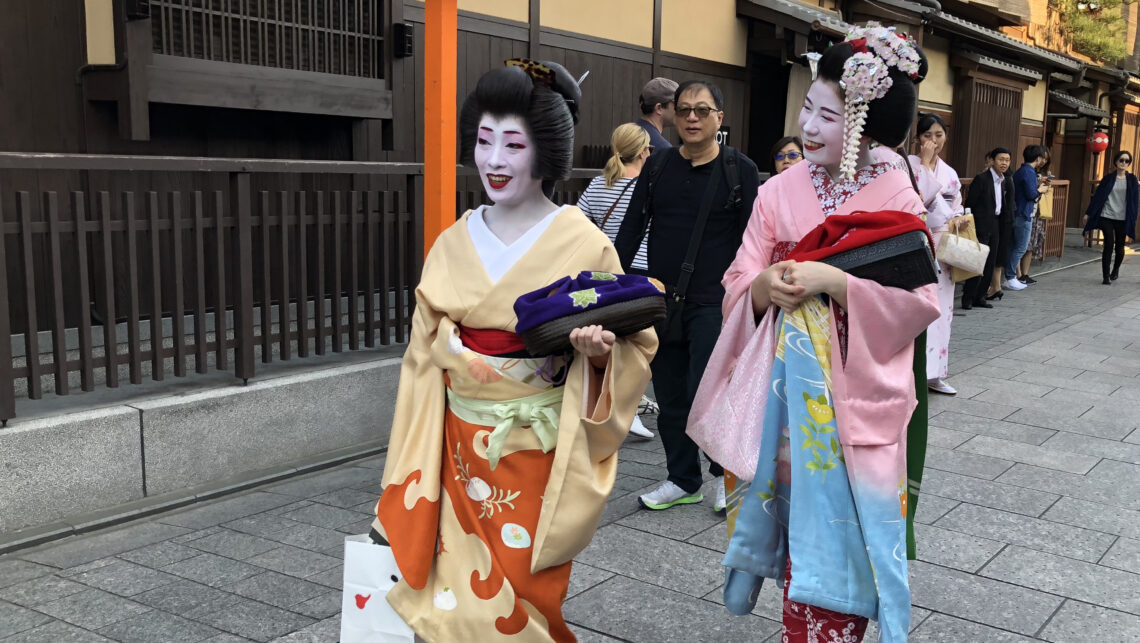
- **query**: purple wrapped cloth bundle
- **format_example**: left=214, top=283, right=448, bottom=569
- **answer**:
left=513, top=271, right=665, bottom=356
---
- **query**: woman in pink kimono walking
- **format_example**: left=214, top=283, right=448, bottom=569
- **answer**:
left=717, top=25, right=939, bottom=642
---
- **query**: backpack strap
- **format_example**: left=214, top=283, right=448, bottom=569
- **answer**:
left=722, top=145, right=743, bottom=211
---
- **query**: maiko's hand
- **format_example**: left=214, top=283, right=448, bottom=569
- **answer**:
left=756, top=260, right=805, bottom=313
left=782, top=261, right=846, bottom=301
left=570, top=325, right=616, bottom=369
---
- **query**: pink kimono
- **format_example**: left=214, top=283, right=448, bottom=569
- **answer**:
left=721, top=160, right=940, bottom=639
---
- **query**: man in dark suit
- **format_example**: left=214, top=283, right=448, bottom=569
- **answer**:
left=961, top=147, right=1014, bottom=309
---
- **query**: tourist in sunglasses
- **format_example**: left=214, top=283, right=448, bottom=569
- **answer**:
left=1083, top=150, right=1139, bottom=284
left=770, top=136, right=804, bottom=174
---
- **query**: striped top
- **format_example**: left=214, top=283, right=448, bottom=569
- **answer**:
left=577, top=176, right=649, bottom=270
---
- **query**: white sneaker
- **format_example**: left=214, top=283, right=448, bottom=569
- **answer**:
left=928, top=378, right=957, bottom=395
left=713, top=476, right=727, bottom=513
left=638, top=481, right=703, bottom=510
left=637, top=394, right=660, bottom=416
left=1004, top=278, right=1027, bottom=291
left=628, top=415, right=655, bottom=440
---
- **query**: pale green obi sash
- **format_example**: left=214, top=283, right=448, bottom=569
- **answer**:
left=445, top=386, right=564, bottom=470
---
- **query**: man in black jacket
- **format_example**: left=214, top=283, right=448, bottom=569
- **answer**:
left=962, top=147, right=1014, bottom=309
left=614, top=80, right=761, bottom=514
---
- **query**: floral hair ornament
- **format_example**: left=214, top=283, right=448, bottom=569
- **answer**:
left=836, top=22, right=923, bottom=181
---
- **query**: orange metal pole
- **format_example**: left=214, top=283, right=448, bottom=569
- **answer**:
left=423, top=0, right=458, bottom=257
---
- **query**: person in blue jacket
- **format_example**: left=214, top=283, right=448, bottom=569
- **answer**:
left=1005, top=145, right=1050, bottom=290
left=1083, top=150, right=1139, bottom=284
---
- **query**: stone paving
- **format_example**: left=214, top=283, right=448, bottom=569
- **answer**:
left=4, top=255, right=1140, bottom=641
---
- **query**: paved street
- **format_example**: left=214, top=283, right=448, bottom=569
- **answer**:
left=4, top=254, right=1140, bottom=642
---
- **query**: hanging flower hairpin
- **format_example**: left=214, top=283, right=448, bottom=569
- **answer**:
left=835, top=23, right=923, bottom=182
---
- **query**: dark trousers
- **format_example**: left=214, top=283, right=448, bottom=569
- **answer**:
left=650, top=303, right=724, bottom=493
left=995, top=215, right=1013, bottom=283
left=1100, top=218, right=1127, bottom=279
left=963, top=214, right=998, bottom=306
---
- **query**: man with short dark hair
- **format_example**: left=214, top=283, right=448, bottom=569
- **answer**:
left=616, top=80, right=761, bottom=513
left=963, top=147, right=1014, bottom=306
left=1008, top=144, right=1050, bottom=288
left=635, top=77, right=678, bottom=151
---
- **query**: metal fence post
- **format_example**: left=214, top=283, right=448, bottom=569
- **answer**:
left=231, top=172, right=255, bottom=383
left=0, top=197, right=14, bottom=424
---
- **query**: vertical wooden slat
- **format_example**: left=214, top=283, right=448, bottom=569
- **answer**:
left=314, top=190, right=325, bottom=355
left=44, top=192, right=68, bottom=395
left=98, top=192, right=118, bottom=388
left=259, top=191, right=272, bottom=362
left=278, top=191, right=291, bottom=359
left=363, top=189, right=376, bottom=347
left=232, top=172, right=256, bottom=382
left=147, top=192, right=164, bottom=380
left=295, top=191, right=309, bottom=357
left=214, top=190, right=228, bottom=370
left=378, top=190, right=392, bottom=345
left=395, top=190, right=408, bottom=344
left=347, top=190, right=360, bottom=350
left=171, top=192, right=187, bottom=377
left=0, top=197, right=15, bottom=420
left=331, top=190, right=343, bottom=352
left=125, top=192, right=142, bottom=385
left=17, top=192, right=41, bottom=399
left=73, top=193, right=94, bottom=392
left=193, top=192, right=209, bottom=374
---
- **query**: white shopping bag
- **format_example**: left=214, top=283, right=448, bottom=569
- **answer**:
left=340, top=534, right=416, bottom=643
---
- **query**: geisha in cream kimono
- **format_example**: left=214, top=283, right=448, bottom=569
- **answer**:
left=370, top=61, right=654, bottom=643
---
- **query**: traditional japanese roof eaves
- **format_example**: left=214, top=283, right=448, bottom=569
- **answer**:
left=1048, top=91, right=1110, bottom=120
left=927, top=12, right=1081, bottom=72
left=960, top=50, right=1042, bottom=82
left=737, top=0, right=849, bottom=38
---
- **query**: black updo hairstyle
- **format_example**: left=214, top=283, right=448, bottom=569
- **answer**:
left=816, top=40, right=929, bottom=148
left=459, top=61, right=581, bottom=197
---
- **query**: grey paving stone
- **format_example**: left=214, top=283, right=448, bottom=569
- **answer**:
left=963, top=374, right=1055, bottom=398
left=162, top=553, right=264, bottom=588
left=307, top=488, right=378, bottom=509
left=1043, top=497, right=1140, bottom=540
left=1128, top=427, right=1140, bottom=445
left=196, top=596, right=317, bottom=642
left=563, top=575, right=781, bottom=643
left=928, top=411, right=1055, bottom=445
left=279, top=503, right=370, bottom=529
left=34, top=587, right=150, bottom=630
left=1041, top=431, right=1140, bottom=466
left=57, top=557, right=118, bottom=577
left=158, top=492, right=298, bottom=530
left=1039, top=600, right=1140, bottom=643
left=183, top=529, right=282, bottom=560
left=909, top=560, right=1062, bottom=635
left=863, top=605, right=935, bottom=640
left=567, top=562, right=615, bottom=600
left=117, top=540, right=201, bottom=568
left=0, top=575, right=87, bottom=608
left=0, top=560, right=57, bottom=590
left=223, top=515, right=346, bottom=553
left=245, top=545, right=341, bottom=579
left=957, top=434, right=1101, bottom=474
left=566, top=624, right=622, bottom=642
left=935, top=503, right=1115, bottom=562
left=615, top=459, right=666, bottom=480
left=2, top=619, right=116, bottom=643
left=927, top=396, right=1019, bottom=420
left=701, top=577, right=785, bottom=622
left=926, top=425, right=974, bottom=449
left=96, top=609, right=221, bottom=642
left=226, top=571, right=328, bottom=609
left=686, top=521, right=729, bottom=554
left=0, top=600, right=53, bottom=638
left=574, top=525, right=725, bottom=598
left=615, top=499, right=725, bottom=541
left=610, top=475, right=654, bottom=493
left=18, top=522, right=190, bottom=568
left=131, top=579, right=242, bottom=620
left=923, top=445, right=1015, bottom=480
left=266, top=466, right=380, bottom=498
left=268, top=616, right=340, bottom=642
left=981, top=546, right=1140, bottom=616
left=289, top=589, right=340, bottom=620
left=997, top=461, right=1140, bottom=511
left=66, top=558, right=182, bottom=597
left=200, top=634, right=255, bottom=643
left=1101, top=537, right=1140, bottom=574
left=913, top=522, right=1004, bottom=573
left=615, top=447, right=666, bottom=466
left=352, top=454, right=386, bottom=469
left=597, top=482, right=658, bottom=528
left=171, top=526, right=224, bottom=543
left=302, top=565, right=342, bottom=590
left=920, top=468, right=1060, bottom=517
left=908, top=613, right=1035, bottom=642
left=264, top=501, right=314, bottom=516
left=1012, top=369, right=1112, bottom=395
left=912, top=493, right=960, bottom=525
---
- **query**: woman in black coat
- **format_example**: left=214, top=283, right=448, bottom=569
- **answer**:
left=1083, top=151, right=1139, bottom=284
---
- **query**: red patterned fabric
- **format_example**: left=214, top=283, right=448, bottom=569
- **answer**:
left=458, top=325, right=528, bottom=357
left=782, top=560, right=869, bottom=643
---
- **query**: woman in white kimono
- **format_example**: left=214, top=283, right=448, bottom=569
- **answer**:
left=908, top=113, right=966, bottom=395
left=370, top=60, right=655, bottom=642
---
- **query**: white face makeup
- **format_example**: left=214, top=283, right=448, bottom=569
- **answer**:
left=797, top=81, right=846, bottom=169
left=474, top=114, right=541, bottom=207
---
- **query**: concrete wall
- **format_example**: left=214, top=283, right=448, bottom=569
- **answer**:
left=919, top=35, right=955, bottom=110
left=542, top=0, right=653, bottom=48
left=0, top=357, right=401, bottom=538
left=661, top=0, right=748, bottom=67
left=83, top=0, right=116, bottom=65
left=1022, top=79, right=1047, bottom=123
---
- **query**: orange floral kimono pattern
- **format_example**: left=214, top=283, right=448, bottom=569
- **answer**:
left=371, top=207, right=656, bottom=642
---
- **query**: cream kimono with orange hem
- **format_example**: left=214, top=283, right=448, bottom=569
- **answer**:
left=372, top=206, right=656, bottom=643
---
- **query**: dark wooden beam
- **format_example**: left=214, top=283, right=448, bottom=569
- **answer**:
left=529, top=0, right=540, bottom=58
left=652, top=0, right=662, bottom=78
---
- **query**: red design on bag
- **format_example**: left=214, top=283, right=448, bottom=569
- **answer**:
left=355, top=593, right=372, bottom=609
